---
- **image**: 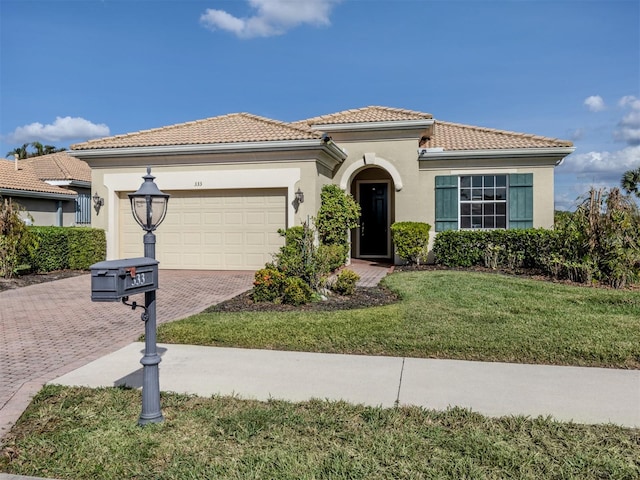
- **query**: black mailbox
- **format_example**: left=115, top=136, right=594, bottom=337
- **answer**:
left=90, top=257, right=159, bottom=302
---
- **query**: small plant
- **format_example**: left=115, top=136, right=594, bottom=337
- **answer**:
left=390, top=222, right=431, bottom=265
left=282, top=276, right=313, bottom=305
left=0, top=198, right=37, bottom=278
left=505, top=250, right=525, bottom=270
left=332, top=269, right=360, bottom=296
left=252, top=267, right=286, bottom=303
left=483, top=243, right=503, bottom=270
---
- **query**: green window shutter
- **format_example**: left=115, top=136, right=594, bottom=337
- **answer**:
left=509, top=173, right=533, bottom=229
left=435, top=175, right=458, bottom=231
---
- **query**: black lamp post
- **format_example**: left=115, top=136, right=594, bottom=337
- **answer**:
left=128, top=167, right=169, bottom=425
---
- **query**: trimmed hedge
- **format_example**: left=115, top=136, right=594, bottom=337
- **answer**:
left=27, top=226, right=106, bottom=273
left=432, top=229, right=560, bottom=269
left=390, top=222, right=431, bottom=265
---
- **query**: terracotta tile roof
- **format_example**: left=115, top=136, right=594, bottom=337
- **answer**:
left=295, top=106, right=434, bottom=126
left=423, top=120, right=574, bottom=150
left=72, top=113, right=322, bottom=150
left=297, top=106, right=572, bottom=149
left=21, top=151, right=91, bottom=183
left=0, top=160, right=77, bottom=196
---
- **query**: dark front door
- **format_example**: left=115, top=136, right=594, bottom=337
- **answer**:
left=359, top=182, right=388, bottom=257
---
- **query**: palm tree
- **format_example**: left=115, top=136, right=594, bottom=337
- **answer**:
left=30, top=141, right=45, bottom=156
left=621, top=167, right=640, bottom=199
left=5, top=143, right=66, bottom=159
left=6, top=144, right=29, bottom=159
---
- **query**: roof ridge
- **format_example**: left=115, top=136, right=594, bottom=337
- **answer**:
left=435, top=120, right=573, bottom=146
left=237, top=112, right=321, bottom=137
left=298, top=105, right=433, bottom=125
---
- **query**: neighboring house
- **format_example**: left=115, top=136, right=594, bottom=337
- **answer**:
left=71, top=106, right=574, bottom=269
left=0, top=152, right=92, bottom=226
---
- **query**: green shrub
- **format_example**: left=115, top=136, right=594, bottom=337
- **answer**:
left=252, top=267, right=286, bottom=303
left=28, top=226, right=106, bottom=273
left=274, top=224, right=323, bottom=290
left=67, top=228, right=107, bottom=269
left=316, top=244, right=348, bottom=273
left=433, top=229, right=560, bottom=269
left=390, top=222, right=430, bottom=265
left=0, top=198, right=37, bottom=278
left=282, top=276, right=313, bottom=305
left=332, top=269, right=360, bottom=296
left=315, top=184, right=360, bottom=261
left=29, top=227, right=68, bottom=272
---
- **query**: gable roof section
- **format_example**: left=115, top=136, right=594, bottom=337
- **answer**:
left=72, top=113, right=322, bottom=150
left=424, top=120, right=574, bottom=151
left=0, top=160, right=77, bottom=197
left=296, top=106, right=434, bottom=126
left=21, top=151, right=91, bottom=183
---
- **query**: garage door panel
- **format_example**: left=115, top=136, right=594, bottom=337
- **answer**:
left=119, top=188, right=285, bottom=270
left=204, top=212, right=222, bottom=224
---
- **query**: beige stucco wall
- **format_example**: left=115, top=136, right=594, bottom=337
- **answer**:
left=8, top=196, right=77, bottom=227
left=330, top=136, right=558, bottom=258
left=88, top=156, right=332, bottom=260
left=83, top=139, right=560, bottom=264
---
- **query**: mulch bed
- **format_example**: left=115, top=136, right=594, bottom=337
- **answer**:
left=0, top=270, right=87, bottom=293
left=206, top=286, right=400, bottom=313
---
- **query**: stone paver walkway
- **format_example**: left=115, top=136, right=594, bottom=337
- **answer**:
left=0, top=260, right=392, bottom=441
left=0, top=270, right=254, bottom=439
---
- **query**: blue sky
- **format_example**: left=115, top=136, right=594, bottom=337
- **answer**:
left=1, top=0, right=638, bottom=210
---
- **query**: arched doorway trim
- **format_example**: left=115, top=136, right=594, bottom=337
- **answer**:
left=339, top=153, right=403, bottom=192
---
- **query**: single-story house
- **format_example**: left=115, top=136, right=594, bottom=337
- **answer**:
left=0, top=152, right=92, bottom=226
left=70, top=106, right=575, bottom=269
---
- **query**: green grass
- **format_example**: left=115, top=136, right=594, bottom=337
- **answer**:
left=157, top=271, right=640, bottom=369
left=2, top=385, right=638, bottom=479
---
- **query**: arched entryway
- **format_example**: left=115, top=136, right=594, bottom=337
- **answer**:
left=350, top=167, right=395, bottom=260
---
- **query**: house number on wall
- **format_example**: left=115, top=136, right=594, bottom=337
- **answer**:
left=194, top=181, right=203, bottom=187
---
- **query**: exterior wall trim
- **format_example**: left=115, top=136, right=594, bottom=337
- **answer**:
left=0, top=188, right=77, bottom=200
left=312, top=119, right=434, bottom=132
left=339, top=153, right=403, bottom=192
left=419, top=147, right=575, bottom=164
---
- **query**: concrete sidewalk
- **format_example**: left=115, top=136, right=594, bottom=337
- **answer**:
left=52, top=342, right=640, bottom=428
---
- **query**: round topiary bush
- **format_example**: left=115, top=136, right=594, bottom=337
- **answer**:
left=282, top=276, right=313, bottom=306
left=332, top=269, right=360, bottom=296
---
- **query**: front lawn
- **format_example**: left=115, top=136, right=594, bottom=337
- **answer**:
left=1, top=385, right=638, bottom=479
left=157, top=270, right=640, bottom=369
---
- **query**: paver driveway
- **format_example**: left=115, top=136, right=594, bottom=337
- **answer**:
left=0, top=270, right=254, bottom=439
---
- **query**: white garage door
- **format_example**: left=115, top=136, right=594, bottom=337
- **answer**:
left=119, top=188, right=286, bottom=270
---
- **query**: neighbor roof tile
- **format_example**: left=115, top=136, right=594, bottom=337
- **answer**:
left=22, top=151, right=91, bottom=183
left=0, top=160, right=77, bottom=196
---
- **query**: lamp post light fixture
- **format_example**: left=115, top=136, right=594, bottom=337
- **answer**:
left=128, top=167, right=170, bottom=425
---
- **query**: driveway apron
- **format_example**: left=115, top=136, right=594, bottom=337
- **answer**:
left=0, top=270, right=254, bottom=439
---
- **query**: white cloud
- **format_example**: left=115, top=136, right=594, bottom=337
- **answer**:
left=614, top=95, right=640, bottom=145
left=7, top=116, right=110, bottom=143
left=200, top=0, right=341, bottom=38
left=619, top=95, right=640, bottom=110
left=584, top=95, right=606, bottom=112
left=559, top=145, right=640, bottom=176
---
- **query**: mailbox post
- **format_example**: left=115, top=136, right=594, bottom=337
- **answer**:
left=90, top=167, right=169, bottom=426
left=128, top=167, right=169, bottom=426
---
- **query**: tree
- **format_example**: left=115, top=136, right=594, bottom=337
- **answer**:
left=5, top=142, right=66, bottom=159
left=621, top=167, right=640, bottom=198
left=6, top=143, right=29, bottom=159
